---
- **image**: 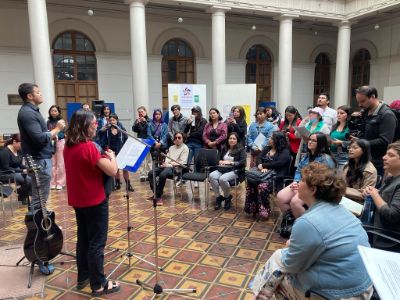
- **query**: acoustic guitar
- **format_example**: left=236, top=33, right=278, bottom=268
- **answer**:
left=23, top=155, right=63, bottom=263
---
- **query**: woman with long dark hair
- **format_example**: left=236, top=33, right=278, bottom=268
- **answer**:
left=343, top=139, right=377, bottom=202
left=330, top=105, right=351, bottom=169
left=279, top=106, right=302, bottom=175
left=244, top=131, right=291, bottom=219
left=64, top=109, right=120, bottom=296
left=209, top=132, right=246, bottom=210
left=203, top=108, right=227, bottom=151
left=226, top=106, right=247, bottom=145
left=47, top=105, right=66, bottom=190
left=277, top=132, right=336, bottom=218
left=148, top=109, right=168, bottom=154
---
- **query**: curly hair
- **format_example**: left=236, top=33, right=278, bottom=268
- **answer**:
left=301, top=162, right=346, bottom=203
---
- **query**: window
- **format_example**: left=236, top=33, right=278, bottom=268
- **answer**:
left=161, top=39, right=195, bottom=110
left=313, top=53, right=330, bottom=106
left=53, top=31, right=98, bottom=118
left=351, top=49, right=370, bottom=108
left=245, top=45, right=272, bottom=106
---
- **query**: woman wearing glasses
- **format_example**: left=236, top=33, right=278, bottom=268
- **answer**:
left=277, top=132, right=336, bottom=218
left=148, top=131, right=189, bottom=206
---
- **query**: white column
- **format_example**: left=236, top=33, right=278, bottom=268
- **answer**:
left=210, top=6, right=230, bottom=106
left=277, top=14, right=297, bottom=113
left=334, top=20, right=351, bottom=107
left=126, top=0, right=149, bottom=110
left=27, top=0, right=55, bottom=115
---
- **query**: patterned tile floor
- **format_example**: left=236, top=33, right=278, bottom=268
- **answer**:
left=0, top=174, right=286, bottom=299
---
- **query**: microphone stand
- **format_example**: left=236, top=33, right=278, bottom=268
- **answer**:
left=109, top=125, right=196, bottom=298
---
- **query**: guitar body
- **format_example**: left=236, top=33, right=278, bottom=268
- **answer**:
left=23, top=209, right=63, bottom=263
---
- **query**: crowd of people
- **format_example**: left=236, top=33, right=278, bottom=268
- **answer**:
left=1, top=82, right=400, bottom=298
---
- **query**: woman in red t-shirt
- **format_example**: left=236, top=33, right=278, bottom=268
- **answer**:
left=64, top=109, right=120, bottom=296
left=279, top=106, right=302, bottom=176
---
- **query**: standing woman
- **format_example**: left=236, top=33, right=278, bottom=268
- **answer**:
left=185, top=106, right=207, bottom=164
left=279, top=106, right=302, bottom=175
left=203, top=108, right=228, bottom=151
left=132, top=106, right=151, bottom=181
left=330, top=105, right=351, bottom=169
left=147, top=109, right=168, bottom=156
left=64, top=109, right=120, bottom=296
left=209, top=132, right=246, bottom=210
left=226, top=106, right=247, bottom=145
left=247, top=107, right=276, bottom=168
left=47, top=105, right=66, bottom=190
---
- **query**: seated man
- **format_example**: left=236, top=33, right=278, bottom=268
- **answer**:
left=148, top=132, right=189, bottom=206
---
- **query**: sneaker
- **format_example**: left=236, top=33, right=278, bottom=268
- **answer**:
left=50, top=185, right=56, bottom=190
left=156, top=198, right=163, bottom=206
left=194, top=182, right=199, bottom=188
left=147, top=195, right=154, bottom=200
left=56, top=185, right=63, bottom=190
left=39, top=262, right=55, bottom=275
left=140, top=176, right=147, bottom=182
left=176, top=180, right=185, bottom=187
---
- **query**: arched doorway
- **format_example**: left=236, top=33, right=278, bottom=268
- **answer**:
left=351, top=48, right=370, bottom=108
left=245, top=45, right=272, bottom=107
left=313, top=53, right=330, bottom=106
left=161, top=39, right=195, bottom=110
left=53, top=31, right=98, bottom=118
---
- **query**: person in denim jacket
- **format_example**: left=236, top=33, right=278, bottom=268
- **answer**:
left=147, top=109, right=168, bottom=151
left=277, top=132, right=336, bottom=218
left=252, top=163, right=372, bottom=300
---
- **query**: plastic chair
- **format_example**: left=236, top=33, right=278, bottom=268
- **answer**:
left=228, top=169, right=245, bottom=211
left=0, top=170, right=18, bottom=223
left=182, top=148, right=219, bottom=207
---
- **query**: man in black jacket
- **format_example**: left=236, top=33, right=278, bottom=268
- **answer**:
left=354, top=86, right=397, bottom=176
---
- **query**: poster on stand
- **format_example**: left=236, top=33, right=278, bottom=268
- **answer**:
left=168, top=84, right=207, bottom=118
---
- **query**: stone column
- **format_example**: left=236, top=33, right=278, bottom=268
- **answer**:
left=126, top=0, right=149, bottom=110
left=334, top=20, right=351, bottom=107
left=277, top=14, right=297, bottom=113
left=210, top=6, right=230, bottom=106
left=27, top=0, right=55, bottom=115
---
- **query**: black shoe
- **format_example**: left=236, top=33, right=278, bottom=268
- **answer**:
left=214, top=196, right=224, bottom=210
left=115, top=179, right=121, bottom=190
left=224, top=195, right=233, bottom=210
left=126, top=180, right=134, bottom=192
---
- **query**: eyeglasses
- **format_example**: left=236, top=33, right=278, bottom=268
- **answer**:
left=308, top=139, right=317, bottom=143
left=174, top=136, right=182, bottom=140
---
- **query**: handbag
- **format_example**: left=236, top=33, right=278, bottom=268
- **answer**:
left=245, top=168, right=276, bottom=185
left=280, top=209, right=295, bottom=238
left=217, top=165, right=234, bottom=174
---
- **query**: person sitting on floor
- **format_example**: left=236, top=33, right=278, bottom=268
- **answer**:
left=252, top=163, right=372, bottom=300
left=343, top=139, right=377, bottom=202
left=209, top=132, right=246, bottom=211
left=148, top=132, right=189, bottom=206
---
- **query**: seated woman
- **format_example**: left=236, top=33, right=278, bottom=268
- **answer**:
left=277, top=132, right=335, bottom=218
left=244, top=132, right=290, bottom=219
left=0, top=134, right=31, bottom=204
left=343, top=139, right=377, bottom=202
left=363, top=141, right=400, bottom=252
left=148, top=132, right=189, bottom=206
left=209, top=132, right=246, bottom=211
left=203, top=108, right=227, bottom=151
left=252, top=163, right=372, bottom=300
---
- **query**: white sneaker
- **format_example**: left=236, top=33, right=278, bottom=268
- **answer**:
left=194, top=182, right=199, bottom=188
left=50, top=185, right=56, bottom=190
left=176, top=180, right=185, bottom=187
left=56, top=185, right=63, bottom=190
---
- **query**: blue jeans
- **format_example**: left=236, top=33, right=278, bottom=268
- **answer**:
left=29, top=158, right=51, bottom=211
left=74, top=200, right=109, bottom=290
left=187, top=142, right=203, bottom=166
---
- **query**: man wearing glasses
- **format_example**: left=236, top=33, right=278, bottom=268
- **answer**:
left=147, top=132, right=189, bottom=206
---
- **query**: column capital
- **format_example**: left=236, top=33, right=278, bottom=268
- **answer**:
left=124, top=0, right=148, bottom=6
left=274, top=14, right=299, bottom=22
left=333, top=20, right=352, bottom=28
left=207, top=6, right=231, bottom=14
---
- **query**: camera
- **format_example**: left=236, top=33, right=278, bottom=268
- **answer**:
left=348, top=114, right=365, bottom=138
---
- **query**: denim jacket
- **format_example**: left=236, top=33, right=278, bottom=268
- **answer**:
left=281, top=201, right=372, bottom=299
left=147, top=122, right=168, bottom=149
left=294, top=153, right=336, bottom=182
left=247, top=121, right=277, bottom=150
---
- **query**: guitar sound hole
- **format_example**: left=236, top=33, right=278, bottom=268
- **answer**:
left=41, top=217, right=53, bottom=232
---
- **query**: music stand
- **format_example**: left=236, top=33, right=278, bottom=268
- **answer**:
left=110, top=125, right=196, bottom=298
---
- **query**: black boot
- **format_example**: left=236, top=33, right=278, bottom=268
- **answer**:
left=126, top=179, right=134, bottom=192
left=224, top=195, right=233, bottom=210
left=114, top=179, right=121, bottom=190
left=214, top=195, right=224, bottom=210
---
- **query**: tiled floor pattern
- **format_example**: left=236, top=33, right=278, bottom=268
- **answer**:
left=0, top=175, right=286, bottom=299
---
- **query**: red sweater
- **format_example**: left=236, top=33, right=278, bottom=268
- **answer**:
left=279, top=119, right=302, bottom=154
left=64, top=141, right=106, bottom=207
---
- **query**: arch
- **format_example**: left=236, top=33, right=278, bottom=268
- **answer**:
left=309, top=44, right=336, bottom=64
left=238, top=35, right=278, bottom=61
left=49, top=18, right=106, bottom=52
left=350, top=39, right=378, bottom=60
left=152, top=27, right=205, bottom=57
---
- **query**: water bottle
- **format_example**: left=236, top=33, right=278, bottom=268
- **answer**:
left=360, top=195, right=375, bottom=225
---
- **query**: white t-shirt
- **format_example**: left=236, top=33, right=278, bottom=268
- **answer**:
left=322, top=106, right=337, bottom=131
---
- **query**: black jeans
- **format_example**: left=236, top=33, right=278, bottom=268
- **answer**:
left=148, top=167, right=174, bottom=198
left=74, top=199, right=108, bottom=290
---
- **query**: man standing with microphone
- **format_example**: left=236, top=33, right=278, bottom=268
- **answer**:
left=17, top=83, right=65, bottom=275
